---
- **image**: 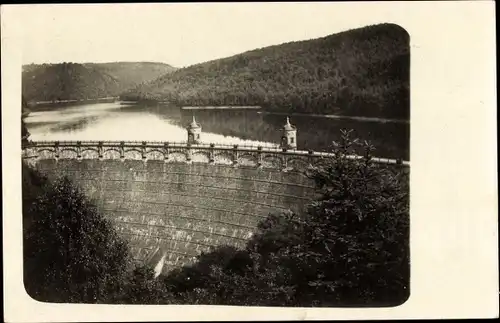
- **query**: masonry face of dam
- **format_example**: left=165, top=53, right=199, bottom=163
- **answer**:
left=23, top=141, right=408, bottom=274
left=23, top=141, right=329, bottom=274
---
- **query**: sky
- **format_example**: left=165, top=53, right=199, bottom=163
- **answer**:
left=17, top=3, right=404, bottom=68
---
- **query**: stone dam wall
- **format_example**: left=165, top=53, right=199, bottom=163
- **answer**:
left=23, top=141, right=408, bottom=275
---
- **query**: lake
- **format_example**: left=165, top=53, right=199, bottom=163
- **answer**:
left=25, top=101, right=410, bottom=160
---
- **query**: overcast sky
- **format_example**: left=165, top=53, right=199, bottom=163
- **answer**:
left=18, top=3, right=405, bottom=68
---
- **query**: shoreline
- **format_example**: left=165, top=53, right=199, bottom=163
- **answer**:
left=144, top=102, right=409, bottom=124
left=181, top=106, right=262, bottom=110
left=30, top=97, right=118, bottom=106
left=257, top=111, right=409, bottom=124
left=28, top=99, right=409, bottom=124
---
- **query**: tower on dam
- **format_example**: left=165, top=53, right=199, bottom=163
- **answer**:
left=280, top=117, right=297, bottom=150
left=187, top=115, right=202, bottom=144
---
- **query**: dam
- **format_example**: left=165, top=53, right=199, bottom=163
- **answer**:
left=22, top=118, right=409, bottom=275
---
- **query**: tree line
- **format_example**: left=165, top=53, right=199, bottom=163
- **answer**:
left=23, top=130, right=409, bottom=306
left=123, top=23, right=410, bottom=120
left=22, top=62, right=176, bottom=103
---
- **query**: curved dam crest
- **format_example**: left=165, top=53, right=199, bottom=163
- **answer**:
left=23, top=141, right=408, bottom=275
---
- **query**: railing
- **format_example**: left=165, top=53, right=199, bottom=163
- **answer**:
left=22, top=140, right=410, bottom=168
left=28, top=140, right=281, bottom=151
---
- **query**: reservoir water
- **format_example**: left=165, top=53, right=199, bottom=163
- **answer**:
left=25, top=101, right=409, bottom=160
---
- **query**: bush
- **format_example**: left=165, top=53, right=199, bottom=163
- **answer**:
left=23, top=170, right=132, bottom=303
left=119, top=265, right=174, bottom=304
left=22, top=165, right=178, bottom=304
left=287, top=129, right=410, bottom=306
left=158, top=130, right=410, bottom=306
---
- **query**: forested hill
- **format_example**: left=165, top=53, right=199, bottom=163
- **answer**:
left=122, top=23, right=409, bottom=120
left=22, top=62, right=176, bottom=103
left=86, top=62, right=177, bottom=91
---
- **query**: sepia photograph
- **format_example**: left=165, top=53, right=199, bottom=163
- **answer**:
left=3, top=2, right=497, bottom=321
left=19, top=4, right=410, bottom=307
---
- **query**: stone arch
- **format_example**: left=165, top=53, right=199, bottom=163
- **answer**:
left=102, top=148, right=121, bottom=159
left=80, top=148, right=100, bottom=159
left=286, top=157, right=310, bottom=172
left=123, top=148, right=143, bottom=160
left=37, top=148, right=56, bottom=160
left=167, top=150, right=188, bottom=163
left=59, top=148, right=78, bottom=159
left=22, top=147, right=38, bottom=159
left=261, top=154, right=284, bottom=169
left=213, top=151, right=234, bottom=165
left=146, top=149, right=165, bottom=161
left=238, top=153, right=258, bottom=167
left=191, top=151, right=210, bottom=163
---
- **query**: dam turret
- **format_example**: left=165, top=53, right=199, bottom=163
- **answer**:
left=280, top=117, right=297, bottom=150
left=187, top=115, right=201, bottom=144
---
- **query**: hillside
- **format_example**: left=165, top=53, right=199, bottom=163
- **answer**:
left=86, top=62, right=177, bottom=91
left=22, top=62, right=176, bottom=103
left=122, top=23, right=410, bottom=120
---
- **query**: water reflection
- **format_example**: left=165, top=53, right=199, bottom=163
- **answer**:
left=25, top=102, right=409, bottom=159
left=175, top=108, right=409, bottom=159
left=47, top=116, right=101, bottom=133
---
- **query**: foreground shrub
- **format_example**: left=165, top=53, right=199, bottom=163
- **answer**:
left=160, top=130, right=410, bottom=306
left=22, top=165, right=176, bottom=304
left=23, top=170, right=132, bottom=303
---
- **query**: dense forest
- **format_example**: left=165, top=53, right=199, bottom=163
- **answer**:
left=22, top=62, right=176, bottom=103
left=23, top=130, right=410, bottom=306
left=122, top=23, right=410, bottom=120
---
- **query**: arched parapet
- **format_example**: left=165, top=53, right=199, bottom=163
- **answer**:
left=36, top=147, right=57, bottom=160
left=285, top=157, right=311, bottom=172
left=145, top=148, right=166, bottom=161
left=261, top=154, right=284, bottom=169
left=22, top=147, right=39, bottom=167
left=167, top=150, right=188, bottom=163
left=191, top=150, right=211, bottom=163
left=22, top=141, right=409, bottom=170
left=102, top=148, right=122, bottom=160
left=123, top=148, right=143, bottom=160
left=59, top=148, right=79, bottom=159
left=213, top=151, right=234, bottom=165
left=80, top=148, right=100, bottom=159
left=237, top=152, right=259, bottom=167
left=22, top=146, right=39, bottom=159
